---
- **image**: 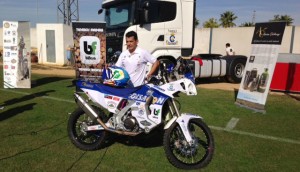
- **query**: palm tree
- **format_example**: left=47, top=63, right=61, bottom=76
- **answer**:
left=270, top=15, right=294, bottom=26
left=203, top=18, right=219, bottom=28
left=240, top=22, right=255, bottom=27
left=195, top=18, right=200, bottom=28
left=219, top=11, right=237, bottom=28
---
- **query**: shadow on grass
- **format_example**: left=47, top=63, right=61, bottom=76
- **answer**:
left=286, top=93, right=300, bottom=101
left=0, top=135, right=67, bottom=161
left=195, top=77, right=227, bottom=85
left=1, top=90, right=55, bottom=107
left=0, top=103, right=36, bottom=121
left=102, top=126, right=164, bottom=149
left=31, top=76, right=73, bottom=88
left=234, top=88, right=239, bottom=101
left=67, top=79, right=77, bottom=88
left=0, top=90, right=56, bottom=121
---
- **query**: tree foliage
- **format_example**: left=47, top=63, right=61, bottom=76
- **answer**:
left=270, top=15, right=294, bottom=26
left=203, top=18, right=219, bottom=28
left=219, top=11, right=237, bottom=28
left=195, top=18, right=200, bottom=28
left=240, top=22, right=255, bottom=27
left=200, top=12, right=295, bottom=28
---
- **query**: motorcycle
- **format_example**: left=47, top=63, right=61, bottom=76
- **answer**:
left=67, top=58, right=214, bottom=170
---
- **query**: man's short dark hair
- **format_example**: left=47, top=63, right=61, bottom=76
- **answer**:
left=126, top=31, right=138, bottom=40
left=226, top=43, right=230, bottom=47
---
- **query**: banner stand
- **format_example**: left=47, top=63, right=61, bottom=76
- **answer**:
left=235, top=101, right=266, bottom=114
left=3, top=21, right=31, bottom=88
left=235, top=22, right=286, bottom=113
left=71, top=22, right=106, bottom=80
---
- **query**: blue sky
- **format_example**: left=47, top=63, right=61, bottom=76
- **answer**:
left=0, top=0, right=299, bottom=27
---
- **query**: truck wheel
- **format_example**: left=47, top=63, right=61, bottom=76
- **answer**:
left=226, top=59, right=245, bottom=83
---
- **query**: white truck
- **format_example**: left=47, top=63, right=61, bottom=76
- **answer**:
left=99, top=0, right=247, bottom=83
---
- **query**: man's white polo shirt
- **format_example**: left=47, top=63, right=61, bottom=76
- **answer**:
left=115, top=47, right=157, bottom=87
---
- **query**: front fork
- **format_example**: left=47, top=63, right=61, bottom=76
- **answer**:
left=160, top=68, right=202, bottom=145
left=164, top=98, right=202, bottom=145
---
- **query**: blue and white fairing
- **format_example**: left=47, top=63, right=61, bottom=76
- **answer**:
left=77, top=80, right=141, bottom=111
left=126, top=84, right=170, bottom=128
left=153, top=78, right=197, bottom=98
left=76, top=80, right=170, bottom=129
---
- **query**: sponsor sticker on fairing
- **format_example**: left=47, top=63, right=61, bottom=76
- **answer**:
left=113, top=97, right=120, bottom=101
left=104, top=95, right=113, bottom=99
left=129, top=93, right=147, bottom=102
left=107, top=101, right=117, bottom=109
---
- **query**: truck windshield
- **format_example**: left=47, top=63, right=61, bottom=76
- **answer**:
left=105, top=3, right=133, bottom=29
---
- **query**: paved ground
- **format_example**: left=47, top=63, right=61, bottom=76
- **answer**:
left=31, top=63, right=75, bottom=77
left=196, top=78, right=240, bottom=91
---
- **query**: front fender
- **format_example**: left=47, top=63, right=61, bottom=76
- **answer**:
left=164, top=113, right=202, bottom=144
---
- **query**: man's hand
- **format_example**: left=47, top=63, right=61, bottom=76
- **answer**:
left=146, top=74, right=151, bottom=81
left=147, top=61, right=160, bottom=78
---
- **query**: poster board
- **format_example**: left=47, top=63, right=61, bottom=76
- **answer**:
left=72, top=22, right=106, bottom=82
left=3, top=21, right=31, bottom=88
left=235, top=22, right=286, bottom=113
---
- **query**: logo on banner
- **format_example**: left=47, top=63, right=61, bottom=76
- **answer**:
left=256, top=27, right=268, bottom=38
left=252, top=22, right=286, bottom=45
left=80, top=36, right=100, bottom=64
left=4, top=22, right=10, bottom=28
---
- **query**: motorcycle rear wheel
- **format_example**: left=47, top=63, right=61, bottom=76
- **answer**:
left=67, top=107, right=107, bottom=151
left=163, top=118, right=214, bottom=169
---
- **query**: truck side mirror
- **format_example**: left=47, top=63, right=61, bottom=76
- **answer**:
left=143, top=1, right=150, bottom=9
left=98, top=9, right=103, bottom=15
left=140, top=1, right=150, bottom=25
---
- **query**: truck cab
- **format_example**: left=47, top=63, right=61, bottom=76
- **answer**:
left=101, top=0, right=195, bottom=64
left=100, top=0, right=247, bottom=83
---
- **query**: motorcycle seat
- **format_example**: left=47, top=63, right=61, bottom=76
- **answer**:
left=77, top=80, right=144, bottom=98
left=95, top=84, right=144, bottom=98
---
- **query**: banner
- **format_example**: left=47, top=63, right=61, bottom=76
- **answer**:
left=3, top=21, right=31, bottom=88
left=72, top=22, right=106, bottom=82
left=235, top=22, right=286, bottom=113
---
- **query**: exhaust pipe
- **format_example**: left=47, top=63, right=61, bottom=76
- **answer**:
left=74, top=92, right=140, bottom=136
left=74, top=93, right=107, bottom=129
left=74, top=93, right=98, bottom=119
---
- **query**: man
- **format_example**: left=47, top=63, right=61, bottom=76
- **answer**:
left=225, top=43, right=235, bottom=56
left=115, top=31, right=160, bottom=87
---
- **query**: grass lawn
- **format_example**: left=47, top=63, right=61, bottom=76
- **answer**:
left=0, top=70, right=300, bottom=172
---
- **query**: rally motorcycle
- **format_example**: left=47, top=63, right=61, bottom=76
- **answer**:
left=67, top=58, right=214, bottom=170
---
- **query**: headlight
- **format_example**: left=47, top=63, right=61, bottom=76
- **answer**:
left=187, top=83, right=197, bottom=95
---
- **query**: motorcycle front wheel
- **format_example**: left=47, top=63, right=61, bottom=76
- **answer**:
left=67, top=107, right=107, bottom=151
left=163, top=118, right=214, bottom=170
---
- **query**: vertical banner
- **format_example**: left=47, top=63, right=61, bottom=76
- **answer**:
left=3, top=21, right=31, bottom=88
left=72, top=22, right=106, bottom=82
left=236, top=22, right=286, bottom=113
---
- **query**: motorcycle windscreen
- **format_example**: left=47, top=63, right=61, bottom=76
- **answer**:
left=175, top=58, right=195, bottom=83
